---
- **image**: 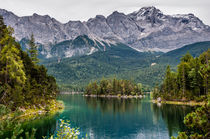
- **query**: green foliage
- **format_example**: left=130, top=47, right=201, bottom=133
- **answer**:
left=0, top=17, right=58, bottom=108
left=154, top=49, right=210, bottom=101
left=171, top=132, right=188, bottom=139
left=0, top=17, right=58, bottom=138
left=184, top=102, right=210, bottom=137
left=85, top=78, right=143, bottom=96
left=51, top=119, right=80, bottom=139
left=0, top=104, right=36, bottom=139
left=172, top=100, right=210, bottom=139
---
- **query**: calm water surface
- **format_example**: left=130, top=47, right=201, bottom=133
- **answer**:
left=23, top=94, right=194, bottom=139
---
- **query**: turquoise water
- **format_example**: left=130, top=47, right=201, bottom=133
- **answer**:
left=24, top=94, right=193, bottom=139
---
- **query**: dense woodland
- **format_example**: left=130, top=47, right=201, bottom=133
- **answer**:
left=154, top=50, right=210, bottom=101
left=0, top=15, right=58, bottom=109
left=85, top=78, right=143, bottom=96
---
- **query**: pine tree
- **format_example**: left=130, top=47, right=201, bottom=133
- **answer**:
left=199, top=49, right=210, bottom=95
left=28, top=34, right=39, bottom=64
left=189, top=58, right=202, bottom=96
left=181, top=51, right=193, bottom=63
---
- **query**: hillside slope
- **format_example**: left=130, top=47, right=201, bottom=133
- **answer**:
left=41, top=41, right=210, bottom=91
left=157, top=41, right=210, bottom=65
left=42, top=44, right=161, bottom=90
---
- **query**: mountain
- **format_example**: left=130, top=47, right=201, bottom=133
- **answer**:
left=41, top=41, right=210, bottom=91
left=20, top=35, right=109, bottom=59
left=1, top=6, right=210, bottom=58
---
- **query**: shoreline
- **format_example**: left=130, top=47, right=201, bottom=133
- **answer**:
left=152, top=99, right=206, bottom=106
left=0, top=100, right=64, bottom=122
left=83, top=94, right=145, bottom=99
left=60, top=92, right=83, bottom=95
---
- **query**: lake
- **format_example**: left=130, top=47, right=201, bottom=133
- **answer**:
left=22, top=94, right=194, bottom=139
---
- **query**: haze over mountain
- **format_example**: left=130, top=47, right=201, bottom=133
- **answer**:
left=1, top=6, right=210, bottom=58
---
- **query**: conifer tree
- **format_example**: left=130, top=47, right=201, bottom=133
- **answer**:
left=28, top=34, right=39, bottom=64
left=199, top=49, right=210, bottom=95
left=189, top=58, right=202, bottom=96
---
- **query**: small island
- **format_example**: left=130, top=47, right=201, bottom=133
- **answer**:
left=84, top=78, right=143, bottom=98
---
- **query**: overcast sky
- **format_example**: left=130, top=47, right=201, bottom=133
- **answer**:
left=0, top=0, right=210, bottom=25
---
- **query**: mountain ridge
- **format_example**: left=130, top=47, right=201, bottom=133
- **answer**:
left=1, top=6, right=210, bottom=55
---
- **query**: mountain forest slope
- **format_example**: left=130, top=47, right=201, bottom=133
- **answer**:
left=42, top=41, right=210, bottom=91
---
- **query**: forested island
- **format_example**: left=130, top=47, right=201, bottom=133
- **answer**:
left=85, top=78, right=143, bottom=97
left=0, top=16, right=63, bottom=138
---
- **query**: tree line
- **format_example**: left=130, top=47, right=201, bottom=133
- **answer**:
left=154, top=50, right=210, bottom=101
left=0, top=15, right=58, bottom=109
left=85, top=78, right=143, bottom=96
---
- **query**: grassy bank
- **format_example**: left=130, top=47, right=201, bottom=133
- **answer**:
left=0, top=100, right=64, bottom=122
left=152, top=99, right=206, bottom=106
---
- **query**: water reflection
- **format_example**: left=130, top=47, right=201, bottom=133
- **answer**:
left=22, top=114, right=57, bottom=139
left=18, top=95, right=193, bottom=139
left=151, top=103, right=193, bottom=137
left=82, top=95, right=193, bottom=138
left=85, top=97, right=142, bottom=114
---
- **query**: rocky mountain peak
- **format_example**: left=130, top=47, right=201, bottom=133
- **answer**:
left=32, top=13, right=51, bottom=19
left=95, top=15, right=106, bottom=20
left=109, top=11, right=126, bottom=18
left=1, top=7, right=210, bottom=55
left=87, top=15, right=106, bottom=23
left=30, top=13, right=53, bottom=23
left=130, top=6, right=163, bottom=20
left=138, top=6, right=162, bottom=14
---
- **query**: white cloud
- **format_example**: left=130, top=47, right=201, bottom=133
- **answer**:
left=0, top=0, right=210, bottom=25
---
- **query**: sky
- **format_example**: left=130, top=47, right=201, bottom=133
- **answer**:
left=0, top=0, right=210, bottom=25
